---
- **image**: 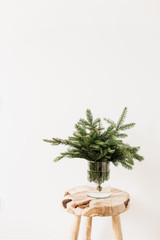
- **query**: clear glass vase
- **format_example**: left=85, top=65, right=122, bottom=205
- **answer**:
left=87, top=161, right=111, bottom=198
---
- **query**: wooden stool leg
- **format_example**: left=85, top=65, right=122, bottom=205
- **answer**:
left=112, top=214, right=123, bottom=240
left=69, top=215, right=81, bottom=240
left=83, top=216, right=92, bottom=240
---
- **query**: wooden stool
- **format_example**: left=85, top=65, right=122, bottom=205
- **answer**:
left=62, top=186, right=130, bottom=240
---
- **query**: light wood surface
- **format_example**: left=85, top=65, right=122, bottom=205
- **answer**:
left=63, top=186, right=130, bottom=240
left=62, top=185, right=130, bottom=217
left=69, top=215, right=81, bottom=240
left=112, top=214, right=123, bottom=240
left=83, top=217, right=92, bottom=240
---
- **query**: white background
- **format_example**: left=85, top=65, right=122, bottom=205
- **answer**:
left=0, top=0, right=160, bottom=239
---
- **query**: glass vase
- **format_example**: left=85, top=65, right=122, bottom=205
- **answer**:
left=87, top=161, right=111, bottom=198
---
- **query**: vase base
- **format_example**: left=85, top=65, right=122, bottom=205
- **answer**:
left=87, top=191, right=111, bottom=198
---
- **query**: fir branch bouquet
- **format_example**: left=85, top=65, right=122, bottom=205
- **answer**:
left=43, top=107, right=144, bottom=192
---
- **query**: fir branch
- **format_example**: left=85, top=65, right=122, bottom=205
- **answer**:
left=116, top=107, right=127, bottom=130
left=86, top=109, right=93, bottom=124
left=120, top=161, right=133, bottom=170
left=104, top=118, right=116, bottom=128
left=133, top=153, right=144, bottom=161
left=116, top=133, right=128, bottom=138
left=119, top=123, right=135, bottom=131
left=44, top=107, right=144, bottom=170
left=112, top=161, right=119, bottom=166
left=43, top=138, right=68, bottom=145
left=54, top=155, right=64, bottom=162
left=79, top=118, right=91, bottom=126
left=93, top=118, right=100, bottom=126
left=101, top=125, right=115, bottom=140
left=75, top=124, right=87, bottom=136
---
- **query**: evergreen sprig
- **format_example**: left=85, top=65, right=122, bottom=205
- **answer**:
left=43, top=107, right=144, bottom=170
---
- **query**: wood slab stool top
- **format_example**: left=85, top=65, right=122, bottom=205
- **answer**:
left=62, top=186, right=130, bottom=240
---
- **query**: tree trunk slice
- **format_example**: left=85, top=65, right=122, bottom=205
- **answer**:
left=83, top=217, right=92, bottom=240
left=69, top=215, right=81, bottom=240
left=112, top=215, right=123, bottom=240
left=62, top=186, right=130, bottom=217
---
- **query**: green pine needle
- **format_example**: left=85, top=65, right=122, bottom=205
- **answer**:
left=104, top=118, right=116, bottom=127
left=54, top=155, right=64, bottom=162
left=44, top=107, right=144, bottom=170
left=86, top=109, right=93, bottom=124
left=116, top=107, right=127, bottom=130
left=119, top=123, right=136, bottom=131
left=116, top=133, right=128, bottom=138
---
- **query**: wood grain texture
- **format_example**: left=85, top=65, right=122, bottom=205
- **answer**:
left=112, top=214, right=123, bottom=240
left=83, top=217, right=92, bottom=240
left=62, top=186, right=130, bottom=217
left=69, top=215, right=81, bottom=240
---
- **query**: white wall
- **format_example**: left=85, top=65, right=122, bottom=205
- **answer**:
left=0, top=0, right=160, bottom=239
